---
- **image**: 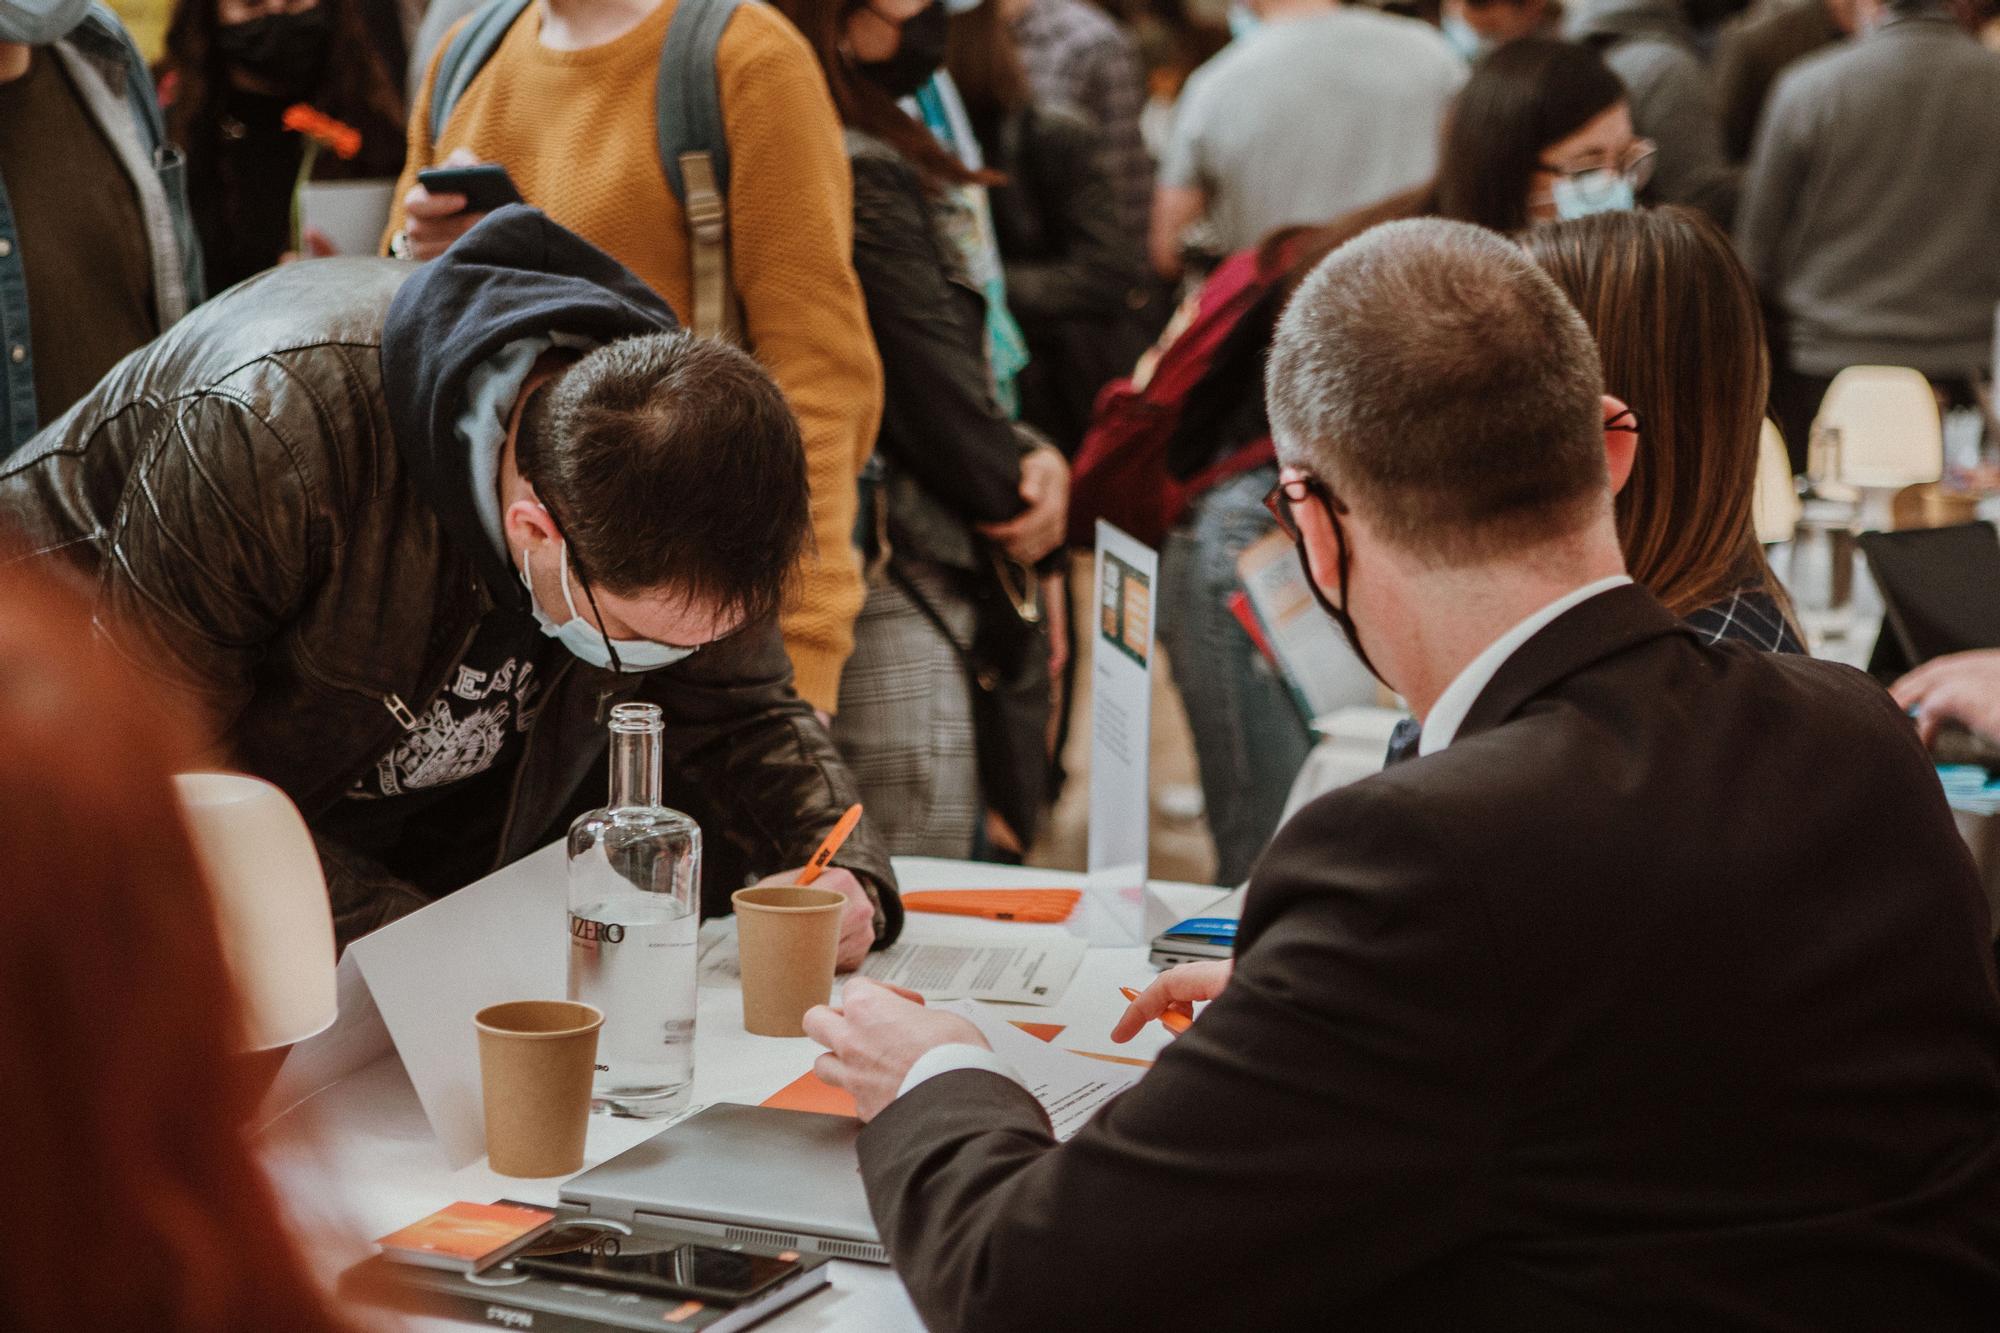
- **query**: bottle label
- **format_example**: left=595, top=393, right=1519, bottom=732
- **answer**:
left=569, top=912, right=625, bottom=950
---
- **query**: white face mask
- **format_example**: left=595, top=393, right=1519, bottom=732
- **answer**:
left=1551, top=171, right=1637, bottom=220
left=520, top=539, right=697, bottom=673
left=1441, top=12, right=1494, bottom=60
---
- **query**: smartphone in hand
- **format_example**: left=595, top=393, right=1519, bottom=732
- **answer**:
left=416, top=163, right=523, bottom=214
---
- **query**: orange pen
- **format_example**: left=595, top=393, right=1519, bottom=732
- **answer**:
left=796, top=804, right=863, bottom=886
left=1119, top=986, right=1193, bottom=1035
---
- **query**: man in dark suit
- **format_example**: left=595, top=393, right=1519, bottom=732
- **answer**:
left=803, top=218, right=2000, bottom=1329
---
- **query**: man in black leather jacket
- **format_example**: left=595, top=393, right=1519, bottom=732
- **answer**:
left=0, top=207, right=899, bottom=957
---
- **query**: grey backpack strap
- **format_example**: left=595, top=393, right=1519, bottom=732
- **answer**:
left=658, top=0, right=745, bottom=341
left=429, top=0, right=536, bottom=143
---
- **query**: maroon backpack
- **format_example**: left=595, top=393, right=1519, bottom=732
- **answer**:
left=1067, top=247, right=1282, bottom=548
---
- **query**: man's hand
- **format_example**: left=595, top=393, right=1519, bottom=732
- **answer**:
left=977, top=445, right=1069, bottom=566
left=754, top=865, right=876, bottom=970
left=402, top=147, right=487, bottom=261
left=803, top=977, right=988, bottom=1120
left=1110, top=959, right=1233, bottom=1043
left=1892, top=650, right=2000, bottom=746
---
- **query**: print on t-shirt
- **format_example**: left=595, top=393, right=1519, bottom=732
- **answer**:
left=350, top=657, right=542, bottom=798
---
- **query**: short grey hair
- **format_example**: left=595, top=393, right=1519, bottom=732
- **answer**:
left=1265, top=217, right=1608, bottom=567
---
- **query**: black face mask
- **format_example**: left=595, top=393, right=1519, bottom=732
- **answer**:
left=216, top=5, right=332, bottom=96
left=855, top=2, right=948, bottom=100
left=1290, top=488, right=1388, bottom=689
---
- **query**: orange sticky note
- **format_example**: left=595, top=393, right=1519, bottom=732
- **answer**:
left=760, top=1071, right=858, bottom=1118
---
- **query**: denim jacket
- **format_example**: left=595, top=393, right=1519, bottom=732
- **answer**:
left=0, top=4, right=204, bottom=456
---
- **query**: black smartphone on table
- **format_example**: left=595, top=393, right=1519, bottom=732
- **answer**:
left=514, top=1232, right=805, bottom=1306
left=416, top=163, right=523, bottom=213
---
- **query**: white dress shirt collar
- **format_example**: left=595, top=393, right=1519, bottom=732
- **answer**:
left=1417, top=575, right=1632, bottom=757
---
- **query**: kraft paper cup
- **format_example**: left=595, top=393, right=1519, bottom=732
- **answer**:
left=474, top=1000, right=603, bottom=1178
left=733, top=886, right=845, bottom=1037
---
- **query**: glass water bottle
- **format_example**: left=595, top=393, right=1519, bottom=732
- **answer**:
left=566, top=702, right=701, bottom=1117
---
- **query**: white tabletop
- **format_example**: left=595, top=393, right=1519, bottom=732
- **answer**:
left=265, top=857, right=1228, bottom=1331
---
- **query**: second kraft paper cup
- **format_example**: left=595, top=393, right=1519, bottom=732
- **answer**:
left=733, top=885, right=845, bottom=1037
left=474, top=1000, right=603, bottom=1178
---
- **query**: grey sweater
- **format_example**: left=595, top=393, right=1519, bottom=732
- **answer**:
left=1735, top=11, right=2000, bottom=378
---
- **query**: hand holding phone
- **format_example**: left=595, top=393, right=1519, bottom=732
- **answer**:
left=401, top=151, right=520, bottom=261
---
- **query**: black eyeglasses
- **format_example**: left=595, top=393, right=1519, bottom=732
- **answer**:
left=1263, top=474, right=1345, bottom=543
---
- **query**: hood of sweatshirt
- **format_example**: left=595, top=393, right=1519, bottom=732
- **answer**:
left=380, top=205, right=680, bottom=611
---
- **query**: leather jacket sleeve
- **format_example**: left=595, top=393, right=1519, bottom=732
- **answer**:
left=85, top=391, right=320, bottom=738
left=1000, top=106, right=1146, bottom=326
left=850, top=147, right=1025, bottom=528
left=640, top=616, right=903, bottom=946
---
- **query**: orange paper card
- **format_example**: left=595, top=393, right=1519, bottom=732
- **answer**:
left=761, top=1070, right=859, bottom=1118
left=375, top=1201, right=555, bottom=1264
left=901, top=889, right=1083, bottom=922
left=1010, top=1021, right=1067, bottom=1043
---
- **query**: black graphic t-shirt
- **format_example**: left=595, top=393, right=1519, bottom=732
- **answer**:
left=318, top=607, right=557, bottom=896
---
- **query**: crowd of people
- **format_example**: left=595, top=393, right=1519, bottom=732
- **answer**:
left=3, top=0, right=2000, bottom=1322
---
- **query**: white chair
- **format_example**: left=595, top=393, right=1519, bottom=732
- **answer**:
left=1752, top=418, right=1802, bottom=545
left=175, top=772, right=338, bottom=1054
left=1811, top=366, right=1944, bottom=530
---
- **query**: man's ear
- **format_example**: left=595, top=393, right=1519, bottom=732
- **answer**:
left=503, top=497, right=558, bottom=561
left=1602, top=393, right=1638, bottom=496
left=1285, top=468, right=1347, bottom=603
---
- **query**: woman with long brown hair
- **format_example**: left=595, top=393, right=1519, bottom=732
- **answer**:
left=0, top=563, right=359, bottom=1332
left=1525, top=205, right=1802, bottom=649
left=770, top=0, right=1069, bottom=858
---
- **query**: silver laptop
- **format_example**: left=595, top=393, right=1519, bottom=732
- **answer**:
left=561, top=1103, right=888, bottom=1265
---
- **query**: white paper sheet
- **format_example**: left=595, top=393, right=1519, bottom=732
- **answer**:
left=859, top=936, right=1087, bottom=1005
left=941, top=1001, right=1144, bottom=1140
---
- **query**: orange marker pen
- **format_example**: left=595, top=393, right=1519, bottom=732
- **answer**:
left=797, top=804, right=863, bottom=886
left=1119, top=986, right=1192, bottom=1035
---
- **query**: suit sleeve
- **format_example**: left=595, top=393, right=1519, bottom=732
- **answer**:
left=643, top=617, right=900, bottom=945
left=855, top=781, right=1508, bottom=1330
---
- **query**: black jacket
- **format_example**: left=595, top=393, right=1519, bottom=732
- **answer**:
left=976, top=101, right=1150, bottom=455
left=847, top=129, right=1028, bottom=572
left=0, top=207, right=898, bottom=947
left=859, top=585, right=2000, bottom=1330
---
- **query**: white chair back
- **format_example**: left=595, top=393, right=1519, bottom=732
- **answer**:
left=1752, top=418, right=1801, bottom=544
left=1813, top=366, right=1943, bottom=491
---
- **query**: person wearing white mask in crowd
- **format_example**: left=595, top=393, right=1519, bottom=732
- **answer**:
left=0, top=0, right=204, bottom=460
left=0, top=205, right=901, bottom=961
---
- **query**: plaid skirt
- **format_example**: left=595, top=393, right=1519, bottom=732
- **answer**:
left=832, top=560, right=981, bottom=858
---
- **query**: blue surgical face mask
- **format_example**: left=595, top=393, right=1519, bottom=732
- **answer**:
left=1550, top=170, right=1637, bottom=220
left=1441, top=12, right=1494, bottom=60
left=0, top=0, right=94, bottom=43
left=520, top=540, right=697, bottom=673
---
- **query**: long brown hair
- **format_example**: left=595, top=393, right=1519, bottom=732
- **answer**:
left=1524, top=207, right=1792, bottom=623
left=768, top=0, right=986, bottom=188
left=0, top=560, right=358, bottom=1333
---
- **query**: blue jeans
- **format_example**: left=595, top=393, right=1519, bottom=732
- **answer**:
left=1159, top=465, right=1312, bottom=885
